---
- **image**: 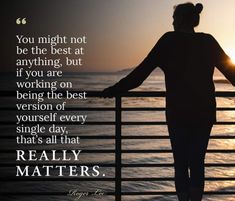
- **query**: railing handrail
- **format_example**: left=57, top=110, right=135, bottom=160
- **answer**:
left=0, top=90, right=235, bottom=97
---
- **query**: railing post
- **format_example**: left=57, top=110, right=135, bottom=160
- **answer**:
left=115, top=95, right=122, bottom=201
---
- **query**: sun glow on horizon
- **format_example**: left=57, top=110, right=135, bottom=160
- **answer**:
left=225, top=48, right=235, bottom=65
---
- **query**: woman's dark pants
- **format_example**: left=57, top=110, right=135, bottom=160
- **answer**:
left=168, top=125, right=212, bottom=196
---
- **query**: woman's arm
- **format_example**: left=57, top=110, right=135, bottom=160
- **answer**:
left=102, top=34, right=167, bottom=97
left=102, top=51, right=157, bottom=97
left=216, top=58, right=235, bottom=86
left=210, top=35, right=235, bottom=86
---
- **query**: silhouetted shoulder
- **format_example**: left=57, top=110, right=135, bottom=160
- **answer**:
left=199, top=33, right=215, bottom=39
left=163, top=31, right=214, bottom=39
left=200, top=33, right=227, bottom=58
left=163, top=31, right=175, bottom=36
left=154, top=32, right=176, bottom=48
left=160, top=31, right=176, bottom=40
left=195, top=32, right=218, bottom=43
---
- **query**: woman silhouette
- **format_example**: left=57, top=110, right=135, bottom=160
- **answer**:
left=103, top=3, right=235, bottom=201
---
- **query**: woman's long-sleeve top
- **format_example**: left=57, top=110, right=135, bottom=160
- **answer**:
left=111, top=32, right=235, bottom=125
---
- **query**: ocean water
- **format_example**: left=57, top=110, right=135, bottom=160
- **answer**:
left=0, top=70, right=235, bottom=201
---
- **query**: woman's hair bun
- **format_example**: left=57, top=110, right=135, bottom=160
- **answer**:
left=195, top=3, right=203, bottom=14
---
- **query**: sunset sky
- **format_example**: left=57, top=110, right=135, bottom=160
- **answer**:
left=81, top=0, right=235, bottom=72
left=5, top=0, right=235, bottom=72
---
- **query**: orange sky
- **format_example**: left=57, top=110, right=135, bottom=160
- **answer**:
left=84, top=0, right=235, bottom=72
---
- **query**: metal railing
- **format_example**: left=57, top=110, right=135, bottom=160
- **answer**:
left=0, top=91, right=235, bottom=201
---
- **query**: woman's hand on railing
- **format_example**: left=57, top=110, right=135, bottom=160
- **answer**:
left=102, top=86, right=117, bottom=98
